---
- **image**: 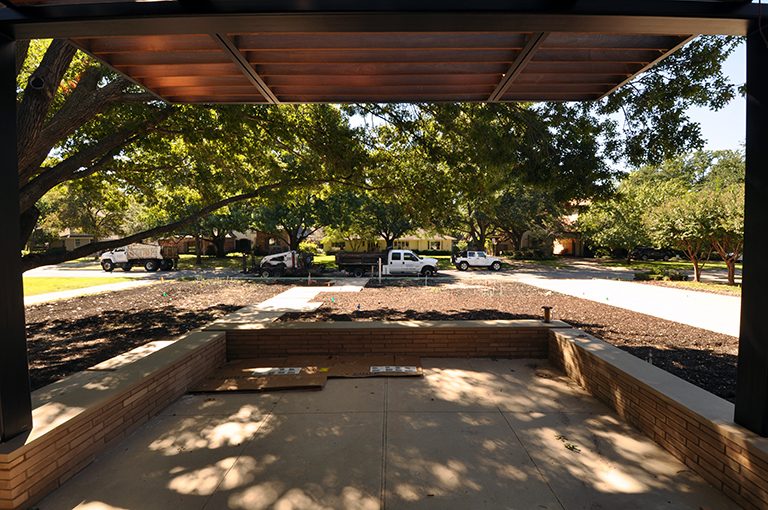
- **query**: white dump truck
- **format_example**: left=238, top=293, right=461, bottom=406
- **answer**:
left=452, top=250, right=503, bottom=271
left=100, top=243, right=177, bottom=272
left=336, top=249, right=438, bottom=277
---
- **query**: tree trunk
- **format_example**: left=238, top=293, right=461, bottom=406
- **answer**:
left=726, top=260, right=736, bottom=286
left=195, top=234, right=202, bottom=265
left=213, top=235, right=227, bottom=258
left=692, top=259, right=701, bottom=282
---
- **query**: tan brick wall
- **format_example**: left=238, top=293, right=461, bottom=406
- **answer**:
left=225, top=321, right=559, bottom=359
left=550, top=328, right=768, bottom=510
left=0, top=331, right=225, bottom=510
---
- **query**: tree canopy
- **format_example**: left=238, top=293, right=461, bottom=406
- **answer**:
left=17, top=35, right=743, bottom=270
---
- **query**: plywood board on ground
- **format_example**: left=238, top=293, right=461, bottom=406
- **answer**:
left=191, top=359, right=326, bottom=392
left=192, top=355, right=422, bottom=393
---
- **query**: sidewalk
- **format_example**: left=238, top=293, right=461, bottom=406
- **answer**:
left=509, top=271, right=741, bottom=337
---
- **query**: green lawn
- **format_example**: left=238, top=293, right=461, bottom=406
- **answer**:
left=176, top=253, right=247, bottom=271
left=645, top=280, right=741, bottom=296
left=23, top=277, right=133, bottom=296
left=597, top=258, right=741, bottom=272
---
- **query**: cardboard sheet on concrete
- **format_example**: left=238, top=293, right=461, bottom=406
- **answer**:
left=192, top=355, right=422, bottom=392
left=191, top=359, right=327, bottom=392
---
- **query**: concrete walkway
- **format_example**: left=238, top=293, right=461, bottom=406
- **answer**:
left=507, top=269, right=741, bottom=337
left=37, top=359, right=737, bottom=510
left=24, top=280, right=156, bottom=306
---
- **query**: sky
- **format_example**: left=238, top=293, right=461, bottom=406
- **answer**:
left=684, top=40, right=745, bottom=152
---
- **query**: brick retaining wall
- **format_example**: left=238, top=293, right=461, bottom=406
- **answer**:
left=550, top=328, right=768, bottom=510
left=0, top=330, right=225, bottom=510
left=221, top=320, right=564, bottom=359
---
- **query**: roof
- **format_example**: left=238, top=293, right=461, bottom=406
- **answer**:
left=0, top=1, right=758, bottom=104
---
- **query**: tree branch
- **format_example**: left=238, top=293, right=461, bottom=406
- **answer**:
left=17, top=40, right=77, bottom=170
left=21, top=177, right=330, bottom=271
left=19, top=109, right=173, bottom=212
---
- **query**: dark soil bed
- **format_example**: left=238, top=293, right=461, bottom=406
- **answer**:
left=25, top=280, right=289, bottom=390
left=281, top=280, right=738, bottom=402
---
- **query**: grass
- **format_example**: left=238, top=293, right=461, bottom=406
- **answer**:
left=597, top=258, right=742, bottom=272
left=176, top=253, right=246, bottom=271
left=23, top=277, right=133, bottom=296
left=645, top=280, right=742, bottom=296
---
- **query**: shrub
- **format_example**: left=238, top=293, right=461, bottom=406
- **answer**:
left=298, top=241, right=319, bottom=256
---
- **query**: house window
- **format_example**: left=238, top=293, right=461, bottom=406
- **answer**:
left=429, top=241, right=441, bottom=251
left=394, top=240, right=409, bottom=249
left=74, top=239, right=81, bottom=247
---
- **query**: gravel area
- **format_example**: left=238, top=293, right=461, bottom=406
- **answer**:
left=281, top=280, right=738, bottom=402
left=25, top=280, right=289, bottom=390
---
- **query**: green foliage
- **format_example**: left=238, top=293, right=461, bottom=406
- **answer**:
left=298, top=241, right=320, bottom=256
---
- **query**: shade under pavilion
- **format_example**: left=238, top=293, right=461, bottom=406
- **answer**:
left=0, top=0, right=766, bottom=448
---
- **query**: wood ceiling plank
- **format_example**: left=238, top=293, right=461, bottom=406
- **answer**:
left=277, top=93, right=489, bottom=102
left=270, top=84, right=496, bottom=95
left=115, top=62, right=243, bottom=78
left=247, top=48, right=519, bottom=64
left=101, top=51, right=230, bottom=66
left=263, top=74, right=500, bottom=86
left=516, top=73, right=630, bottom=83
left=541, top=33, right=689, bottom=50
left=532, top=48, right=665, bottom=63
left=524, top=61, right=644, bottom=74
left=234, top=32, right=530, bottom=51
left=74, top=34, right=219, bottom=53
left=256, top=62, right=509, bottom=75
left=141, top=75, right=254, bottom=88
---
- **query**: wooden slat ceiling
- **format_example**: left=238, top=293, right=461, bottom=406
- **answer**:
left=71, top=31, right=693, bottom=104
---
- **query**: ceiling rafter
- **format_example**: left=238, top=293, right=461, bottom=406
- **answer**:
left=488, top=32, right=548, bottom=102
left=210, top=33, right=280, bottom=104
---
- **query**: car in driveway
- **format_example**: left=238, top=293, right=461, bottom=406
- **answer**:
left=452, top=250, right=503, bottom=271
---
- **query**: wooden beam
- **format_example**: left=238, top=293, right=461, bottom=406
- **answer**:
left=489, top=32, right=547, bottom=102
left=210, top=33, right=279, bottom=104
left=0, top=38, right=32, bottom=443
left=735, top=24, right=768, bottom=437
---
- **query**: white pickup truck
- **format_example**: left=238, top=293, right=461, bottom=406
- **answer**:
left=100, top=243, right=177, bottom=272
left=336, top=249, right=439, bottom=277
left=452, top=250, right=503, bottom=271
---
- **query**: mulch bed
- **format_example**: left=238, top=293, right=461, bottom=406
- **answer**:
left=280, top=280, right=738, bottom=402
left=25, top=280, right=289, bottom=390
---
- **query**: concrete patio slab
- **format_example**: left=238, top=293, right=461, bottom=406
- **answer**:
left=272, top=378, right=386, bottom=415
left=204, top=412, right=383, bottom=510
left=37, top=359, right=739, bottom=510
left=385, top=411, right=562, bottom=509
left=504, top=410, right=740, bottom=509
left=38, top=412, right=270, bottom=510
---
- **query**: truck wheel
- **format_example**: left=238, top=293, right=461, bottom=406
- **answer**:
left=459, top=261, right=469, bottom=271
left=160, top=259, right=174, bottom=271
left=144, top=260, right=159, bottom=272
left=121, top=263, right=133, bottom=272
left=101, top=260, right=115, bottom=272
left=421, top=266, right=435, bottom=277
left=491, top=261, right=502, bottom=271
left=352, top=267, right=365, bottom=278
left=260, top=268, right=272, bottom=278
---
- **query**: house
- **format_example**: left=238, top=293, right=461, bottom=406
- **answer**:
left=322, top=230, right=455, bottom=253
left=49, top=229, right=94, bottom=252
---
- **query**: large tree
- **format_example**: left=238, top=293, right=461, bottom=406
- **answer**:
left=17, top=40, right=367, bottom=271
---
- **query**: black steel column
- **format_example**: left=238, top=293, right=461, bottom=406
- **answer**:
left=0, top=37, right=33, bottom=442
left=735, top=26, right=768, bottom=436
